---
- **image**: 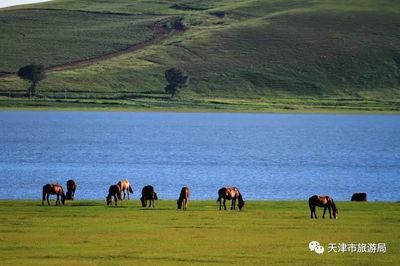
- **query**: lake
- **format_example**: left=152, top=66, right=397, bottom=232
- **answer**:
left=0, top=0, right=51, bottom=9
left=0, top=111, right=399, bottom=201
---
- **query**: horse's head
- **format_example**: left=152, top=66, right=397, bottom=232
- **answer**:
left=238, top=200, right=245, bottom=210
left=334, top=208, right=338, bottom=219
left=177, top=199, right=182, bottom=209
left=154, top=192, right=158, bottom=200
left=140, top=197, right=146, bottom=207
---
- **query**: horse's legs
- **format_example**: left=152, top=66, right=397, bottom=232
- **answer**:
left=46, top=194, right=50, bottom=205
left=310, top=205, right=317, bottom=218
left=42, top=192, right=46, bottom=206
left=219, top=197, right=222, bottom=210
left=223, top=198, right=227, bottom=210
left=127, top=190, right=130, bottom=200
left=328, top=206, right=332, bottom=219
left=152, top=199, right=155, bottom=208
left=114, top=195, right=117, bottom=206
left=184, top=198, right=188, bottom=210
left=323, top=206, right=327, bottom=219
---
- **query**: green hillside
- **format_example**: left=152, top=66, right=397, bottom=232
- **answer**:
left=0, top=0, right=400, bottom=112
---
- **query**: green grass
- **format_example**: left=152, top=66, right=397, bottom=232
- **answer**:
left=0, top=200, right=399, bottom=265
left=0, top=0, right=400, bottom=111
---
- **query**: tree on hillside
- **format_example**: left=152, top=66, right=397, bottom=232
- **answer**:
left=17, top=64, right=46, bottom=98
left=164, top=68, right=189, bottom=98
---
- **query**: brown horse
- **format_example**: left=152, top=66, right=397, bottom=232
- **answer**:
left=117, top=179, right=133, bottom=200
left=66, top=179, right=76, bottom=200
left=308, top=195, right=338, bottom=219
left=177, top=187, right=190, bottom=210
left=106, top=185, right=122, bottom=206
left=217, top=187, right=245, bottom=211
left=140, top=185, right=158, bottom=208
left=42, top=183, right=66, bottom=206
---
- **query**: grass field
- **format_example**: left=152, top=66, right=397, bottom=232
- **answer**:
left=0, top=200, right=399, bottom=265
left=0, top=0, right=400, bottom=112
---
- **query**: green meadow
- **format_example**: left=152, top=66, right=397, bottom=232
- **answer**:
left=0, top=200, right=399, bottom=265
left=0, top=0, right=400, bottom=112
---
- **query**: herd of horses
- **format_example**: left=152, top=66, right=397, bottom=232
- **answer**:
left=41, top=179, right=368, bottom=218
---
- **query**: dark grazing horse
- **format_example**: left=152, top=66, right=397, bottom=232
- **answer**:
left=42, top=183, right=66, bottom=206
left=66, top=179, right=76, bottom=200
left=177, top=187, right=190, bottom=210
left=140, top=185, right=158, bottom=208
left=106, top=185, right=122, bottom=206
left=217, top=187, right=245, bottom=211
left=308, top=195, right=338, bottom=219
left=351, top=192, right=367, bottom=202
left=117, top=179, right=133, bottom=200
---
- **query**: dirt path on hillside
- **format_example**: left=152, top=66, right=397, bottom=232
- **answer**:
left=0, top=18, right=172, bottom=77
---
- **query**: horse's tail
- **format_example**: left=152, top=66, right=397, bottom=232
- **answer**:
left=128, top=185, right=133, bottom=193
left=330, top=198, right=337, bottom=211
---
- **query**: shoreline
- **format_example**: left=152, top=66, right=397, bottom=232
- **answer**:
left=1, top=199, right=398, bottom=202
left=0, top=99, right=399, bottom=114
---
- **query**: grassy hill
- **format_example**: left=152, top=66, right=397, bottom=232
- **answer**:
left=0, top=0, right=400, bottom=112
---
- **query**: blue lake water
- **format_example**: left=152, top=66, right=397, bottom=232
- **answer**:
left=0, top=111, right=399, bottom=201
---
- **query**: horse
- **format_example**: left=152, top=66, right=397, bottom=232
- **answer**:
left=106, top=185, right=122, bottom=206
left=117, top=179, right=133, bottom=200
left=351, top=192, right=367, bottom=202
left=217, top=187, right=245, bottom=211
left=140, top=185, right=158, bottom=208
left=308, top=195, right=338, bottom=219
left=66, top=179, right=76, bottom=200
left=177, top=187, right=190, bottom=210
left=42, top=183, right=66, bottom=206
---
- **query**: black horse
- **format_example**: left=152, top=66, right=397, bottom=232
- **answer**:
left=351, top=192, right=367, bottom=201
left=66, top=179, right=76, bottom=200
left=106, top=185, right=122, bottom=206
left=140, top=185, right=158, bottom=208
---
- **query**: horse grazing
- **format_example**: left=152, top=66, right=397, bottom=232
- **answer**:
left=140, top=185, right=158, bottom=208
left=217, top=187, right=245, bottom=211
left=308, top=195, right=338, bottom=219
left=177, top=187, right=190, bottom=210
left=66, top=179, right=76, bottom=200
left=351, top=192, right=367, bottom=202
left=106, top=185, right=122, bottom=206
left=42, top=183, right=66, bottom=206
left=117, top=179, right=133, bottom=200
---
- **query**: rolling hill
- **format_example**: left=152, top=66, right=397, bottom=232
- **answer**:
left=0, top=0, right=399, bottom=112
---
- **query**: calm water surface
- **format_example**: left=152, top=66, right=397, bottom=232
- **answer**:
left=0, top=111, right=399, bottom=201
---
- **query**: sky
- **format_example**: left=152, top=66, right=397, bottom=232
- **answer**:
left=0, top=0, right=51, bottom=8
